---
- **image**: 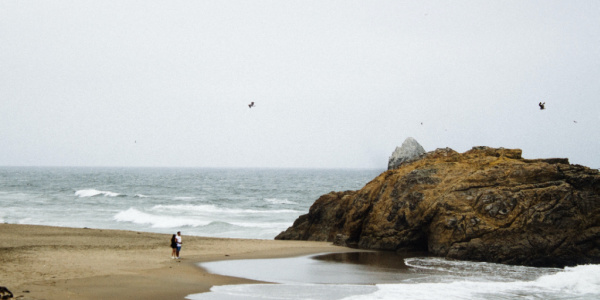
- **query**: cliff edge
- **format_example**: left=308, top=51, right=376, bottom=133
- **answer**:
left=276, top=146, right=600, bottom=267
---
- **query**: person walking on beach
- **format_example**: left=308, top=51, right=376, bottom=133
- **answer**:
left=175, top=231, right=182, bottom=259
left=170, top=234, right=177, bottom=259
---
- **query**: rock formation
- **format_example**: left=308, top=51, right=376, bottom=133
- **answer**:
left=388, top=137, right=426, bottom=170
left=276, top=146, right=600, bottom=267
left=0, top=286, right=13, bottom=299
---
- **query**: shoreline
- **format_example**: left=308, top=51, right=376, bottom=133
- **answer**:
left=0, top=224, right=356, bottom=300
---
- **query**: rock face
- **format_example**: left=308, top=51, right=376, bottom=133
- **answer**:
left=276, top=146, right=600, bottom=267
left=388, top=137, right=426, bottom=170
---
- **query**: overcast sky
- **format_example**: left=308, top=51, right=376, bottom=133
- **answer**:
left=1, top=1, right=599, bottom=169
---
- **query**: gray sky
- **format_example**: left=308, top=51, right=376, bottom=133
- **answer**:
left=1, top=1, right=599, bottom=169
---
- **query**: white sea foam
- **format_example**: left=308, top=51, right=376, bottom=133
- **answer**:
left=150, top=204, right=300, bottom=215
left=342, top=263, right=600, bottom=300
left=404, top=257, right=556, bottom=282
left=264, top=198, right=298, bottom=205
left=199, top=222, right=285, bottom=239
left=113, top=208, right=211, bottom=228
left=115, top=204, right=299, bottom=238
left=75, top=189, right=121, bottom=197
left=194, top=256, right=600, bottom=300
left=227, top=221, right=292, bottom=229
left=534, top=264, right=600, bottom=295
left=18, top=217, right=33, bottom=224
left=195, top=254, right=600, bottom=300
left=187, top=284, right=377, bottom=300
left=173, top=196, right=196, bottom=200
left=134, top=194, right=149, bottom=198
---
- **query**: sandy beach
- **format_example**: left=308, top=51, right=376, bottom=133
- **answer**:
left=0, top=224, right=355, bottom=299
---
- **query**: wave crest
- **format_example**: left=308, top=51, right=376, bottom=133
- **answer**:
left=75, top=189, right=122, bottom=197
left=344, top=262, right=600, bottom=300
left=535, top=264, right=600, bottom=294
left=264, top=198, right=298, bottom=205
left=113, top=207, right=210, bottom=228
left=150, top=204, right=300, bottom=215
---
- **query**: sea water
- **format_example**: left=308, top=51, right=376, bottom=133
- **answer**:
left=0, top=167, right=381, bottom=239
left=2, top=166, right=599, bottom=299
left=191, top=252, right=600, bottom=300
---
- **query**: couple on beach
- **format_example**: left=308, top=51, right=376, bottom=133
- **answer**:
left=170, top=231, right=182, bottom=259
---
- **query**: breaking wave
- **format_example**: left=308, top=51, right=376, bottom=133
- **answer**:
left=75, top=189, right=123, bottom=197
left=150, top=204, right=301, bottom=215
left=264, top=198, right=298, bottom=205
left=113, top=207, right=211, bottom=228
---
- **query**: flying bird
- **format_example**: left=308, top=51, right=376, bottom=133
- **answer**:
left=539, top=102, right=546, bottom=110
left=248, top=102, right=255, bottom=108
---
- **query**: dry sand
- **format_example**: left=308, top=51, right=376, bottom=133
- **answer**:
left=0, top=224, right=355, bottom=299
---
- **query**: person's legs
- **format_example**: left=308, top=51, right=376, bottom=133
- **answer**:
left=176, top=246, right=181, bottom=258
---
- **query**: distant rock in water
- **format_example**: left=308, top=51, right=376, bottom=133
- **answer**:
left=276, top=146, right=600, bottom=267
left=388, top=137, right=426, bottom=170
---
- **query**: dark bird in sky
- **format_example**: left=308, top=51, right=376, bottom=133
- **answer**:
left=248, top=102, right=255, bottom=108
left=539, top=102, right=546, bottom=110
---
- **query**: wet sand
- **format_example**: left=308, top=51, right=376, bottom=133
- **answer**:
left=0, top=224, right=355, bottom=299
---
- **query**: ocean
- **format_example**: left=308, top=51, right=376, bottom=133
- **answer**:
left=0, top=167, right=381, bottom=239
left=1, top=166, right=599, bottom=299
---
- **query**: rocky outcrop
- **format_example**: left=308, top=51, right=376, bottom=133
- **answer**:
left=276, top=146, right=600, bottom=267
left=0, top=286, right=13, bottom=299
left=388, top=137, right=426, bottom=170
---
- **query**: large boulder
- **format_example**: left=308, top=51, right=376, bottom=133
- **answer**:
left=276, top=146, right=600, bottom=267
left=388, top=137, right=426, bottom=170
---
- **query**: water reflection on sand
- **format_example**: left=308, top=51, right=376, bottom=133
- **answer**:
left=199, top=251, right=430, bottom=285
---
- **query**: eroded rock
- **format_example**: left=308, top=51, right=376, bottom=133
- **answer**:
left=276, top=146, right=600, bottom=267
